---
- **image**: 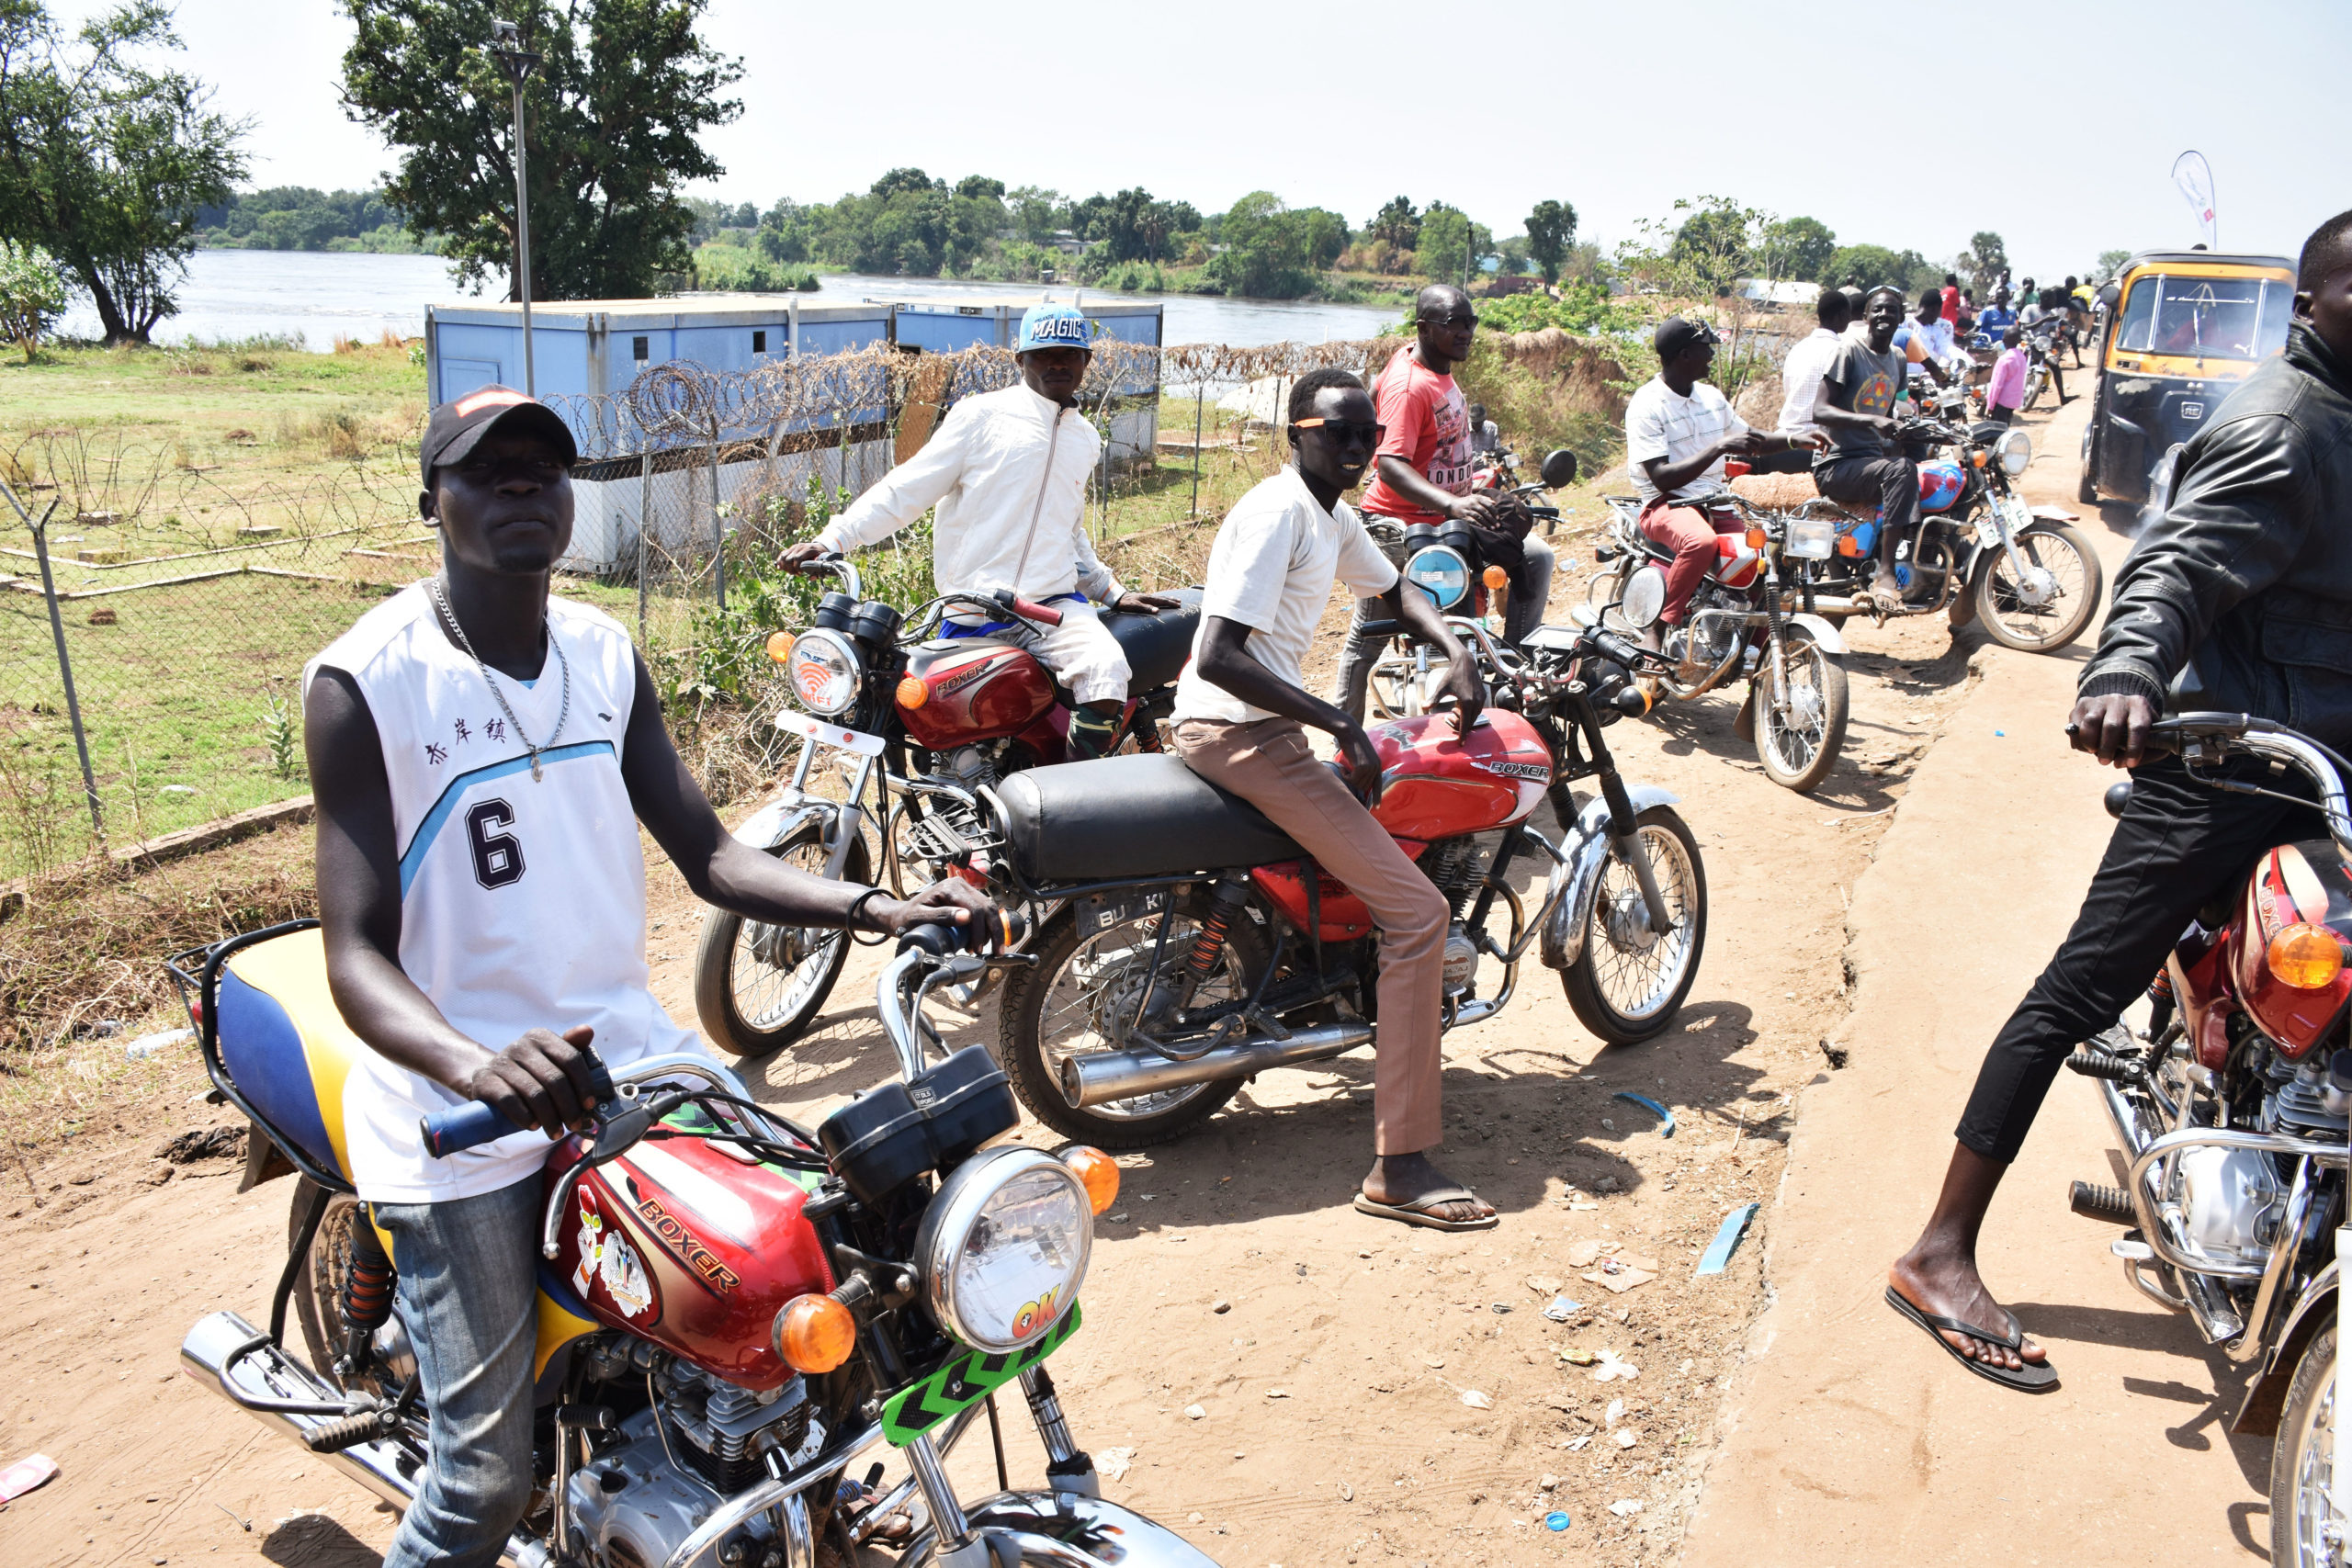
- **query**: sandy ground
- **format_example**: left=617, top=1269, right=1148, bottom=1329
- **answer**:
left=0, top=389, right=2160, bottom=1568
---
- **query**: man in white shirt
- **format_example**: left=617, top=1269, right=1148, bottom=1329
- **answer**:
left=781, top=303, right=1179, bottom=757
left=1624, top=319, right=1814, bottom=647
left=1170, top=367, right=1497, bottom=1233
left=1774, top=288, right=1853, bottom=447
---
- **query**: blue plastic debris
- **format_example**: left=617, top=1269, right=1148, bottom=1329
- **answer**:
left=1541, top=1295, right=1582, bottom=1323
left=1995, top=728, right=2006, bottom=737
left=1545, top=1510, right=1573, bottom=1532
left=1612, top=1091, right=1675, bottom=1137
left=1696, top=1202, right=1760, bottom=1276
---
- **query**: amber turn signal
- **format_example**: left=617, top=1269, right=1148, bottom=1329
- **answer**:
left=1744, top=526, right=1767, bottom=549
left=2267, top=923, right=2346, bottom=991
left=1061, top=1145, right=1121, bottom=1215
left=774, top=1293, right=857, bottom=1372
left=1972, top=450, right=1990, bottom=468
left=895, top=674, right=929, bottom=709
left=1481, top=563, right=1510, bottom=591
left=764, top=631, right=796, bottom=665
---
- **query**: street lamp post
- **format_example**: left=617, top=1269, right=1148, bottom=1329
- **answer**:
left=488, top=22, right=542, bottom=394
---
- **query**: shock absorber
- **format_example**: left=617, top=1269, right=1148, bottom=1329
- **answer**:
left=2143, top=966, right=2177, bottom=1044
left=340, top=1215, right=396, bottom=1375
left=1182, top=878, right=1250, bottom=989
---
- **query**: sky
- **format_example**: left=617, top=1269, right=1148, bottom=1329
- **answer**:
left=82, top=0, right=2350, bottom=280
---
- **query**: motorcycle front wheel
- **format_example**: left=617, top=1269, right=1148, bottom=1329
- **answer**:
left=1561, top=806, right=1708, bottom=1045
left=692, top=825, right=870, bottom=1058
left=1752, top=633, right=1850, bottom=794
left=998, top=895, right=1267, bottom=1148
left=2272, top=1323, right=2341, bottom=1568
left=1973, top=522, right=2103, bottom=652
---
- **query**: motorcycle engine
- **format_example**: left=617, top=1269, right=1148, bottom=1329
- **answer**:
left=899, top=745, right=1001, bottom=876
left=566, top=1339, right=824, bottom=1568
left=1671, top=592, right=1741, bottom=672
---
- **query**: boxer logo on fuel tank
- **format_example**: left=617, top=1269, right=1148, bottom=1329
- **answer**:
left=635, top=1195, right=742, bottom=1294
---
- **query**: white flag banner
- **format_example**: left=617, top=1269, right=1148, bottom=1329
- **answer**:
left=2172, top=151, right=2218, bottom=249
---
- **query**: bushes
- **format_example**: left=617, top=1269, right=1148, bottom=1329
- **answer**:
left=1453, top=336, right=1626, bottom=478
left=690, top=244, right=819, bottom=293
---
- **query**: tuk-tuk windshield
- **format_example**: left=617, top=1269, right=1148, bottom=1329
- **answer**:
left=2113, top=274, right=2291, bottom=361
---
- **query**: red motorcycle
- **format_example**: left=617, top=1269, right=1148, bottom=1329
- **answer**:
left=978, top=615, right=1709, bottom=1147
left=693, top=557, right=1202, bottom=1056
left=173, top=913, right=1216, bottom=1568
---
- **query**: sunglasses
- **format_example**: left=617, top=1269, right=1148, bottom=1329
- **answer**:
left=1292, top=417, right=1385, bottom=444
left=1419, top=313, right=1479, bottom=330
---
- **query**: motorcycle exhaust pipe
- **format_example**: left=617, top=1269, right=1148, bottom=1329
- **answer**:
left=1059, top=1020, right=1373, bottom=1108
left=181, top=1310, right=554, bottom=1568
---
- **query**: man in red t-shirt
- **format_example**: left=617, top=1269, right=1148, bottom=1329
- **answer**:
left=1939, top=273, right=1961, bottom=324
left=1332, top=283, right=1554, bottom=720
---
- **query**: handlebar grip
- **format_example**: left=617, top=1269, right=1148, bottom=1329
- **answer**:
left=1356, top=619, right=1402, bottom=639
left=897, top=906, right=1031, bottom=957
left=1589, top=628, right=1645, bottom=667
left=1011, top=596, right=1065, bottom=627
left=421, top=1100, right=528, bottom=1158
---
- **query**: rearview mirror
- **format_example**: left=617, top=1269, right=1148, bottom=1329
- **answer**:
left=1540, top=448, right=1580, bottom=490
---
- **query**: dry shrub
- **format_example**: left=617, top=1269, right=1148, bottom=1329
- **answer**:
left=0, top=823, right=317, bottom=1056
left=379, top=329, right=405, bottom=349
left=320, top=408, right=369, bottom=460
left=1456, top=333, right=1629, bottom=476
left=165, top=352, right=219, bottom=378
left=0, top=448, right=34, bottom=487
left=333, top=334, right=364, bottom=355
left=237, top=352, right=275, bottom=374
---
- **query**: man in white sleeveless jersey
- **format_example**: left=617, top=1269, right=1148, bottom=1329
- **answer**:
left=304, top=386, right=989, bottom=1568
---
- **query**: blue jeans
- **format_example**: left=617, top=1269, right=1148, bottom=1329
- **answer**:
left=373, top=1175, right=545, bottom=1568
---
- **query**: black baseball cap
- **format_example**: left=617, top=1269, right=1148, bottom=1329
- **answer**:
left=1653, top=317, right=1720, bottom=360
left=420, top=385, right=578, bottom=486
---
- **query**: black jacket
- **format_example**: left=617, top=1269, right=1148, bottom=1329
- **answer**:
left=2082, top=321, right=2352, bottom=751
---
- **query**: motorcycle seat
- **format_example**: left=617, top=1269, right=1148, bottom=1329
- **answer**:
left=996, top=750, right=1304, bottom=883
left=1098, top=588, right=1203, bottom=691
left=212, top=926, right=363, bottom=1185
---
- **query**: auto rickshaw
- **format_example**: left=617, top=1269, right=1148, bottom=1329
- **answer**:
left=2076, top=250, right=2296, bottom=507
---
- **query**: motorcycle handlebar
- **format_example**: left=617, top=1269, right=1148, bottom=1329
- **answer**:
left=894, top=906, right=1030, bottom=958
left=420, top=1049, right=618, bottom=1158
left=1009, top=595, right=1065, bottom=628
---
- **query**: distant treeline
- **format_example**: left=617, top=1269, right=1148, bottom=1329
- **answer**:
left=195, top=187, right=441, bottom=254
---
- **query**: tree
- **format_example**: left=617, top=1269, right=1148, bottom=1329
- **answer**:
left=1961, top=230, right=2007, bottom=293
left=341, top=0, right=742, bottom=304
left=1204, top=191, right=1314, bottom=299
left=2096, top=248, right=2131, bottom=284
left=1525, top=198, right=1576, bottom=285
left=1007, top=186, right=1064, bottom=245
left=1821, top=243, right=1906, bottom=290
left=1760, top=216, right=1835, bottom=283
left=0, top=0, right=249, bottom=344
left=0, top=241, right=65, bottom=360
left=1667, top=199, right=1752, bottom=293
left=1418, top=204, right=1492, bottom=286
left=1295, top=207, right=1349, bottom=270
left=1366, top=195, right=1420, bottom=252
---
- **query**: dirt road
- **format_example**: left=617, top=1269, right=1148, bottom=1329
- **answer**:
left=0, top=389, right=2184, bottom=1568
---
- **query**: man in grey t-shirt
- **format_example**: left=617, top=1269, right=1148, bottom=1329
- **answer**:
left=1811, top=286, right=1919, bottom=606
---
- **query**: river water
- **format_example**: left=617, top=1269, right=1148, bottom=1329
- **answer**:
left=58, top=250, right=1402, bottom=352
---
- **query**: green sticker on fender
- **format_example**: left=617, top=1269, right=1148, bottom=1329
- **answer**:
left=879, top=1303, right=1083, bottom=1447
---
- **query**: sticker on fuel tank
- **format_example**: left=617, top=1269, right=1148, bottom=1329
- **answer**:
left=572, top=1190, right=658, bottom=1324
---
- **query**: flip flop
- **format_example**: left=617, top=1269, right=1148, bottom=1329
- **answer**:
left=1883, top=1286, right=2058, bottom=1393
left=1354, top=1187, right=1498, bottom=1233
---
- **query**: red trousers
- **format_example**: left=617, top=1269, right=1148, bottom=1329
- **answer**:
left=1638, top=500, right=1740, bottom=626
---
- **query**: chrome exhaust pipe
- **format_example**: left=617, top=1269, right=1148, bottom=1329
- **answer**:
left=181, top=1310, right=553, bottom=1568
left=1059, top=1021, right=1373, bottom=1108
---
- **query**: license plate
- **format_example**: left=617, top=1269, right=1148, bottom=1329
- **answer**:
left=1075, top=887, right=1172, bottom=938
left=879, top=1303, right=1082, bottom=1446
left=773, top=707, right=885, bottom=757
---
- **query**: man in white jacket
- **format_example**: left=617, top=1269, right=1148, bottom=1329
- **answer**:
left=782, top=303, right=1178, bottom=757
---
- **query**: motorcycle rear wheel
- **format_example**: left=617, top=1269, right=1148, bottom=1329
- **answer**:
left=1973, top=522, right=2103, bottom=652
left=1561, top=806, right=1708, bottom=1045
left=692, top=827, right=870, bottom=1058
left=290, top=1181, right=374, bottom=1396
left=2271, top=1323, right=2341, bottom=1568
left=1752, top=635, right=1850, bottom=794
left=998, top=896, right=1267, bottom=1148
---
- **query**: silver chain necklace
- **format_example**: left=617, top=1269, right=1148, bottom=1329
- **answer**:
left=427, top=576, right=570, bottom=782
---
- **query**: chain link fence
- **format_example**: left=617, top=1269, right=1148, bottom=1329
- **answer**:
left=0, top=334, right=1406, bottom=882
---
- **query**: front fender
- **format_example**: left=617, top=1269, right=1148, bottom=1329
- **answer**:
left=1783, top=613, right=1846, bottom=656
left=2236, top=1258, right=2338, bottom=1438
left=914, top=1492, right=1222, bottom=1566
left=729, top=795, right=834, bottom=852
left=1542, top=786, right=1681, bottom=971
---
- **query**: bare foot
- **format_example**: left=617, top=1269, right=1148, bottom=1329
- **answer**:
left=1362, top=1150, right=1494, bottom=1226
left=1887, top=1247, right=2045, bottom=1372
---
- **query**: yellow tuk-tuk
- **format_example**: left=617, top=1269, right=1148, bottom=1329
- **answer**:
left=2077, top=250, right=2296, bottom=506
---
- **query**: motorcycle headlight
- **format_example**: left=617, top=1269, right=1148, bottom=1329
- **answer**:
left=1994, top=430, right=2032, bottom=477
left=1619, top=563, right=1667, bottom=628
left=1404, top=544, right=1470, bottom=610
left=1784, top=517, right=1838, bottom=560
left=786, top=627, right=863, bottom=716
left=917, top=1146, right=1092, bottom=1351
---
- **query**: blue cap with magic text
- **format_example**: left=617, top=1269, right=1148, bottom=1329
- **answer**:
left=1017, top=303, right=1094, bottom=354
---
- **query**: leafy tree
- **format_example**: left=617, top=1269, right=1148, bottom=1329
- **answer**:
left=1204, top=191, right=1314, bottom=299
left=1525, top=198, right=1576, bottom=285
left=1760, top=215, right=1834, bottom=282
left=2096, top=248, right=2131, bottom=284
left=1821, top=243, right=1905, bottom=290
left=0, top=241, right=65, bottom=360
left=1667, top=198, right=1753, bottom=293
left=0, top=0, right=250, bottom=344
left=1366, top=196, right=1420, bottom=252
left=340, top=0, right=743, bottom=303
left=1007, top=186, right=1064, bottom=245
left=1418, top=204, right=1492, bottom=286
left=1961, top=230, right=2007, bottom=292
left=1295, top=207, right=1349, bottom=270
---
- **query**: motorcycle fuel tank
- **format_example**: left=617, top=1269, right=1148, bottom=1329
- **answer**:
left=2228, top=838, right=2352, bottom=1060
left=899, top=639, right=1057, bottom=750
left=1368, top=709, right=1552, bottom=841
left=1917, top=459, right=1968, bottom=513
left=548, top=1129, right=835, bottom=1391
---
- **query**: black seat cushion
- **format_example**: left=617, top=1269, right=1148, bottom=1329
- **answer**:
left=996, top=751, right=1303, bottom=883
left=1098, top=588, right=1202, bottom=691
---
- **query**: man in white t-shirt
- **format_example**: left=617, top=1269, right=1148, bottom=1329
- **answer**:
left=1624, top=319, right=1815, bottom=647
left=306, top=388, right=989, bottom=1568
left=1775, top=288, right=1853, bottom=446
left=1170, top=367, right=1497, bottom=1233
